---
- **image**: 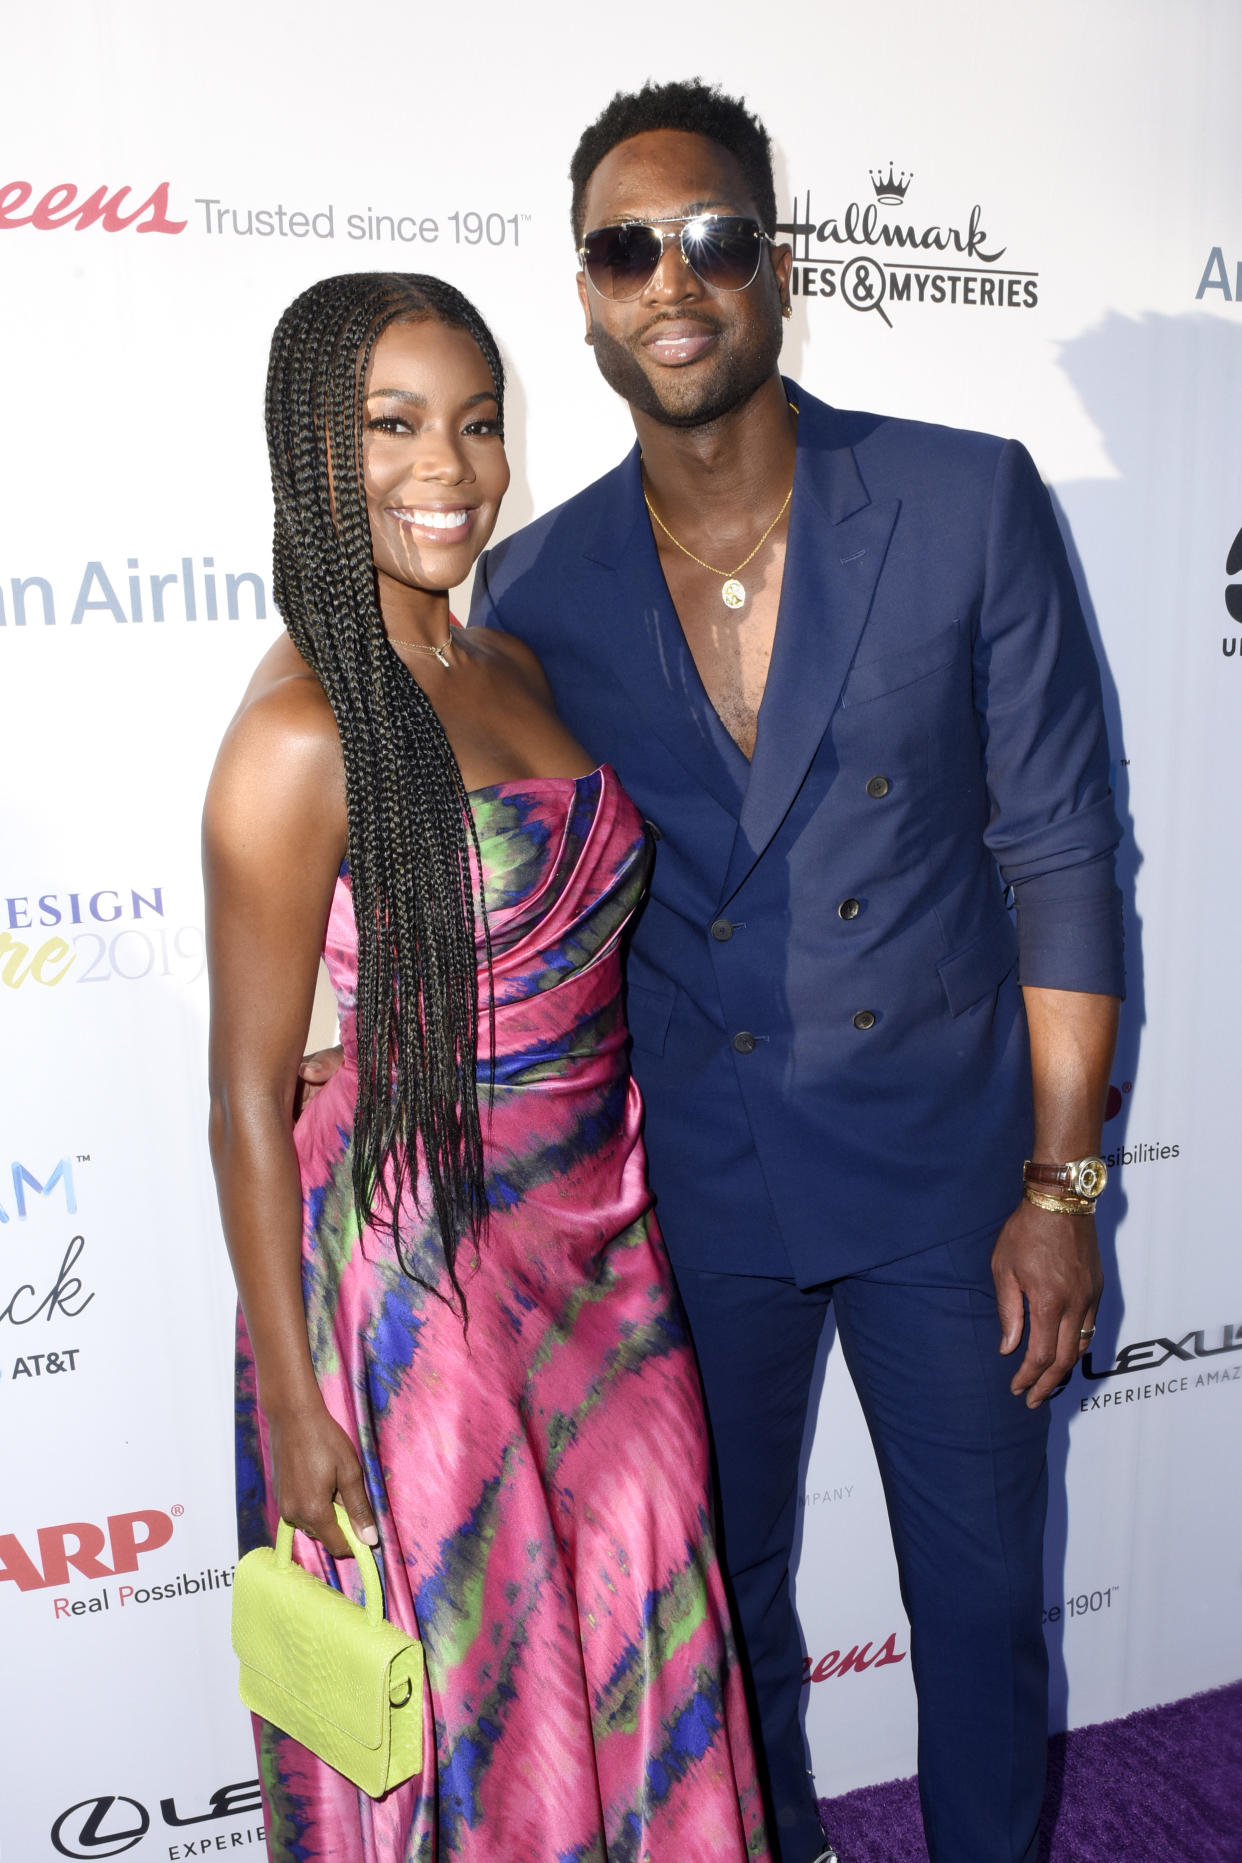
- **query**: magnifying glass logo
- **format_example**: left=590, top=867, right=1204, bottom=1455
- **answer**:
left=840, top=256, right=892, bottom=329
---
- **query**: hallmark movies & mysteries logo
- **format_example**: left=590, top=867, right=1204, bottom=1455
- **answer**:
left=778, top=164, right=1039, bottom=329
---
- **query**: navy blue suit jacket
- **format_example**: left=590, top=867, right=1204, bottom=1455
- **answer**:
left=471, top=381, right=1124, bottom=1285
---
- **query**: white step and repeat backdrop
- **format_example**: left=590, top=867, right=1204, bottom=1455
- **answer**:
left=3, top=1, right=1240, bottom=1856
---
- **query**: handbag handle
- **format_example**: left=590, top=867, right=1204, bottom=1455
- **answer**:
left=274, top=1503, right=384, bottom=1629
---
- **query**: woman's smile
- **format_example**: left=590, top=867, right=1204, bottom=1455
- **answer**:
left=385, top=503, right=478, bottom=544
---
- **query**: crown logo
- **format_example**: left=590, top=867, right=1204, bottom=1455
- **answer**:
left=869, top=164, right=912, bottom=205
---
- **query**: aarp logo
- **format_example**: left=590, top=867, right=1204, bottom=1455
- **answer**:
left=0, top=1508, right=175, bottom=1591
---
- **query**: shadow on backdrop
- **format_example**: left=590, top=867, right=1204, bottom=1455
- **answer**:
left=1037, top=312, right=1241, bottom=1837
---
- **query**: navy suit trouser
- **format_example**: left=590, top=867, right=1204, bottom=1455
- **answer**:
left=672, top=1224, right=1050, bottom=1863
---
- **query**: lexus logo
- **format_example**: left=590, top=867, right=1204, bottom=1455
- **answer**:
left=50, top=1781, right=262, bottom=1856
left=52, top=1796, right=149, bottom=1858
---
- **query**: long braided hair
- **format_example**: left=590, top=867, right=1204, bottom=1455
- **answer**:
left=265, top=273, right=504, bottom=1300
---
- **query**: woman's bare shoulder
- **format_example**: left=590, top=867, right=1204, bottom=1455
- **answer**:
left=240, top=630, right=319, bottom=706
left=466, top=625, right=554, bottom=699
left=208, top=640, right=341, bottom=831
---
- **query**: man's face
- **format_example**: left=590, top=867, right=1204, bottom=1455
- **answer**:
left=575, top=128, right=792, bottom=430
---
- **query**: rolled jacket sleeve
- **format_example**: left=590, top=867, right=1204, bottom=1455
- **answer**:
left=974, top=440, right=1125, bottom=997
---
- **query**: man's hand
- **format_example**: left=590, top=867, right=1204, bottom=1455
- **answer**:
left=295, top=1044, right=346, bottom=1119
left=992, top=1200, right=1103, bottom=1408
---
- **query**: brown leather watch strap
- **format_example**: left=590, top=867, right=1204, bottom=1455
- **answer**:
left=1023, top=1160, right=1072, bottom=1188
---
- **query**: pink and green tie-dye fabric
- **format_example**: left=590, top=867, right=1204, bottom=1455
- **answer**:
left=234, top=765, right=770, bottom=1863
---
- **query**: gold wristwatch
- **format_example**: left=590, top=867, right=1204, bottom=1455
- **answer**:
left=1022, top=1156, right=1108, bottom=1215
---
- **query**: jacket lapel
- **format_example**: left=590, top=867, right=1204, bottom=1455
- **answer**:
left=720, top=387, right=899, bottom=905
left=583, top=447, right=748, bottom=819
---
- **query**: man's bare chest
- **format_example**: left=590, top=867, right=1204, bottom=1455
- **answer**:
left=659, top=546, right=786, bottom=762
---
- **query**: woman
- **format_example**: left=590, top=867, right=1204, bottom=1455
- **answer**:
left=204, top=272, right=770, bottom=1863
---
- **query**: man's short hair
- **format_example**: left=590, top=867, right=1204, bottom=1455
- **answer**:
left=569, top=79, right=777, bottom=243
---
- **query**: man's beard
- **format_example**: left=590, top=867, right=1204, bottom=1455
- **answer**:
left=589, top=315, right=783, bottom=431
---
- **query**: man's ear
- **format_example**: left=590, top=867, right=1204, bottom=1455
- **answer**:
left=771, top=240, right=794, bottom=312
left=575, top=270, right=594, bottom=345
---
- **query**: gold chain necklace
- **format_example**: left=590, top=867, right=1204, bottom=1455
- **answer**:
left=387, top=632, right=455, bottom=670
left=643, top=397, right=799, bottom=611
left=644, top=484, right=793, bottom=610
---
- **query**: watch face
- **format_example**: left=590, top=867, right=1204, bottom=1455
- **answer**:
left=1071, top=1157, right=1108, bottom=1198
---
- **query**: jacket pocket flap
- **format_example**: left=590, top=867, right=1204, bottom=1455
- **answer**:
left=937, top=914, right=1018, bottom=1017
left=843, top=619, right=961, bottom=706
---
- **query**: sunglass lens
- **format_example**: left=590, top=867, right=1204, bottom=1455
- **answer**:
left=582, top=224, right=664, bottom=299
left=685, top=218, right=764, bottom=291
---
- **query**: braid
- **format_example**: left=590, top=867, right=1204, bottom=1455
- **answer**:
left=265, top=273, right=505, bottom=1301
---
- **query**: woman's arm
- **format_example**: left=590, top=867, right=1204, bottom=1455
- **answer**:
left=203, top=673, right=376, bottom=1557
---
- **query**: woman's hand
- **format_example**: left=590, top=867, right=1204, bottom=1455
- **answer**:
left=296, top=1044, right=346, bottom=1119
left=266, top=1395, right=379, bottom=1558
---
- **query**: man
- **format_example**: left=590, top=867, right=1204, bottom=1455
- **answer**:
left=302, top=80, right=1122, bottom=1863
left=471, top=81, right=1122, bottom=1863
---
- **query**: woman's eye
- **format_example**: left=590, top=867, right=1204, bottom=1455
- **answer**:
left=366, top=415, right=412, bottom=435
left=464, top=419, right=501, bottom=437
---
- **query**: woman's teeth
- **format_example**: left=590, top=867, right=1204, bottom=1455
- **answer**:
left=395, top=508, right=470, bottom=530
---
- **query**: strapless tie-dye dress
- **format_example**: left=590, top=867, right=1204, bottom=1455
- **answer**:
left=235, top=765, right=770, bottom=1863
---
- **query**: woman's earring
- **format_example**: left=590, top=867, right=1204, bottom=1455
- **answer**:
left=782, top=302, right=793, bottom=320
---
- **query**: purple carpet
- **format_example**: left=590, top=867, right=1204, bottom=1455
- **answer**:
left=817, top=1681, right=1242, bottom=1862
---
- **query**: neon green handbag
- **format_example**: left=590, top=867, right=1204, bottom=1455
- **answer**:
left=231, top=1503, right=424, bottom=1798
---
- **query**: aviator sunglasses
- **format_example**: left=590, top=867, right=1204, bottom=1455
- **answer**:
left=578, top=214, right=774, bottom=301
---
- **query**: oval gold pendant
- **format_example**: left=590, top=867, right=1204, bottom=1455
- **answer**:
left=721, top=579, right=746, bottom=609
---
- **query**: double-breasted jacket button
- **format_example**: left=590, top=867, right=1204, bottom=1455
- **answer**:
left=852, top=1010, right=877, bottom=1031
left=732, top=1030, right=757, bottom=1054
left=838, top=898, right=861, bottom=921
left=866, top=775, right=891, bottom=799
left=711, top=918, right=734, bottom=942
